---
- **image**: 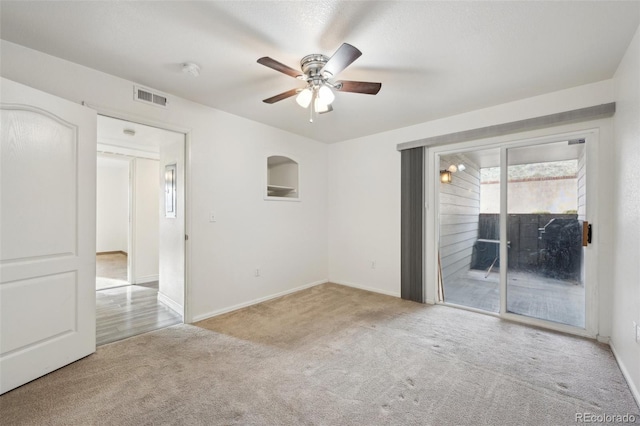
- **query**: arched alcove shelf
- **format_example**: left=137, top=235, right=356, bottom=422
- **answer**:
left=266, top=155, right=299, bottom=200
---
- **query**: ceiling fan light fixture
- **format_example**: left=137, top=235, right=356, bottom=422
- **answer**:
left=296, top=87, right=313, bottom=108
left=314, top=97, right=330, bottom=113
left=318, top=85, right=335, bottom=105
left=258, top=43, right=381, bottom=121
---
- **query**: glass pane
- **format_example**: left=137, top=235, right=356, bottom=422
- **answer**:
left=506, top=140, right=585, bottom=327
left=439, top=149, right=500, bottom=312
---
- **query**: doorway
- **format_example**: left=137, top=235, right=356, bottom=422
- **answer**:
left=432, top=131, right=595, bottom=335
left=95, top=115, right=186, bottom=345
left=96, top=154, right=130, bottom=290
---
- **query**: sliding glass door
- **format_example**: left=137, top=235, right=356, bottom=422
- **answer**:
left=506, top=140, right=586, bottom=328
left=436, top=134, right=590, bottom=332
left=438, top=148, right=501, bottom=313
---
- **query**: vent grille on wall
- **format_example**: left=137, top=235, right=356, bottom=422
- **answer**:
left=133, top=85, right=168, bottom=108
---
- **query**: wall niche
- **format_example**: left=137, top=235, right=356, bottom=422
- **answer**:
left=266, top=155, right=299, bottom=200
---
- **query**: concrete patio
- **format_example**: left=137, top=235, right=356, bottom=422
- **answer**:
left=443, top=268, right=585, bottom=328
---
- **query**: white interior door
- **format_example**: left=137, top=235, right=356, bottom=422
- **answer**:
left=0, top=78, right=97, bottom=394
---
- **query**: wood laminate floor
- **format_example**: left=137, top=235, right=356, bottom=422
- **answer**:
left=96, top=284, right=182, bottom=346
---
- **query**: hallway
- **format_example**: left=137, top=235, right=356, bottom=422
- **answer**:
left=96, top=253, right=181, bottom=346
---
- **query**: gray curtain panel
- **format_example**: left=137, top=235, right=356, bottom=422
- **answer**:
left=401, top=147, right=424, bottom=303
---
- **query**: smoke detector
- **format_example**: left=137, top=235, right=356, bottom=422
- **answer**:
left=182, top=62, right=200, bottom=77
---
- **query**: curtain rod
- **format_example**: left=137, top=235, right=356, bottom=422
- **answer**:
left=396, top=103, right=615, bottom=152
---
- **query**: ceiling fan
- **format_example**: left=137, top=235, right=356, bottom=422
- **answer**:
left=257, top=43, right=382, bottom=122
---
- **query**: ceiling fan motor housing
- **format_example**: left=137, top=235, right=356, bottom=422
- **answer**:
left=300, top=54, right=330, bottom=80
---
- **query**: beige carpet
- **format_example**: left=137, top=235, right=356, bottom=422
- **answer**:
left=95, top=277, right=129, bottom=291
left=96, top=253, right=128, bottom=290
left=1, top=283, right=638, bottom=425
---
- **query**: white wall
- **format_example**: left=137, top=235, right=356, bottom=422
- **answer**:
left=132, top=157, right=159, bottom=284
left=327, top=137, right=402, bottom=297
left=611, top=25, right=640, bottom=404
left=96, top=157, right=128, bottom=253
left=481, top=178, right=578, bottom=214
left=0, top=40, right=328, bottom=322
left=328, top=80, right=616, bottom=335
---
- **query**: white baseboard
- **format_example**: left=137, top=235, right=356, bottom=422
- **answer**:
left=596, top=334, right=611, bottom=344
left=330, top=280, right=400, bottom=298
left=157, top=292, right=183, bottom=319
left=609, top=340, right=640, bottom=409
left=191, top=279, right=328, bottom=323
left=133, top=274, right=159, bottom=284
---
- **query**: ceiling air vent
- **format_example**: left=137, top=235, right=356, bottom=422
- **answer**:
left=133, top=85, right=168, bottom=108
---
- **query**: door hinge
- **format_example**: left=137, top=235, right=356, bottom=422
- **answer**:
left=185, top=234, right=189, bottom=241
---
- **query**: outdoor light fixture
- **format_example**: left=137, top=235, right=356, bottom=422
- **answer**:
left=447, top=164, right=466, bottom=173
left=440, top=170, right=452, bottom=183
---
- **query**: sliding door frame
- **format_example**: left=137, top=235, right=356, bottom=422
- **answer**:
left=427, top=126, right=602, bottom=339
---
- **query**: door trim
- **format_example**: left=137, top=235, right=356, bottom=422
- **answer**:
left=87, top=103, right=193, bottom=324
left=427, top=125, right=602, bottom=338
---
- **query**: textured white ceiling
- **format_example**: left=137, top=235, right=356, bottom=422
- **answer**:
left=1, top=1, right=638, bottom=143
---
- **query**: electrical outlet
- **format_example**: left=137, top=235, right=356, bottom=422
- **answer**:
left=371, top=261, right=376, bottom=269
left=209, top=211, right=216, bottom=222
left=255, top=268, right=260, bottom=277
